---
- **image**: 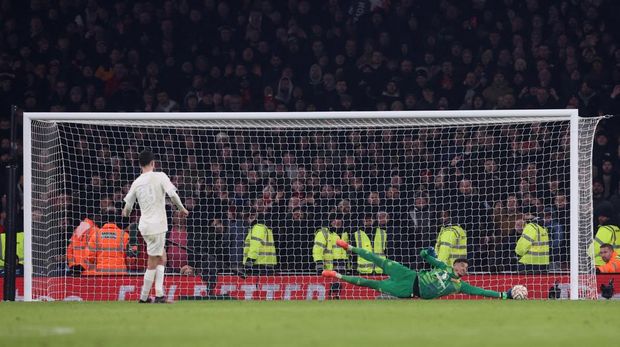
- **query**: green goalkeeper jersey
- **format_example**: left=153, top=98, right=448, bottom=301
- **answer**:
left=416, top=249, right=502, bottom=299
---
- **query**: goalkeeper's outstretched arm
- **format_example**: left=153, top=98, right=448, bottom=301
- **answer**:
left=460, top=282, right=513, bottom=299
left=460, top=282, right=502, bottom=298
left=420, top=248, right=450, bottom=270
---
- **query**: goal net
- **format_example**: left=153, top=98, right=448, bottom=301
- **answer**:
left=24, top=110, right=600, bottom=301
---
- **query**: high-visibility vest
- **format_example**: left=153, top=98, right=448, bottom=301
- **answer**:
left=313, top=227, right=334, bottom=269
left=313, top=228, right=348, bottom=270
left=67, top=218, right=98, bottom=270
left=515, top=222, right=550, bottom=265
left=84, top=223, right=129, bottom=275
left=0, top=232, right=24, bottom=267
left=353, top=228, right=387, bottom=274
left=243, top=224, right=277, bottom=265
left=591, top=225, right=620, bottom=266
left=333, top=232, right=349, bottom=261
left=434, top=225, right=467, bottom=266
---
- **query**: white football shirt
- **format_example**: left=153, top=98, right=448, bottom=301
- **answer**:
left=124, top=171, right=177, bottom=235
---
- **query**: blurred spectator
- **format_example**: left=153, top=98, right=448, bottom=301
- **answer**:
left=598, top=159, right=619, bottom=199
left=155, top=90, right=179, bottom=112
left=226, top=205, right=247, bottom=267
left=167, top=199, right=192, bottom=272
left=541, top=207, right=564, bottom=266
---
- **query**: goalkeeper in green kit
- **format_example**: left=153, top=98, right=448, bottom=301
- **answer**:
left=322, top=239, right=516, bottom=299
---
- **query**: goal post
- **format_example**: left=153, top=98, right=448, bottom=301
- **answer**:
left=23, top=110, right=601, bottom=301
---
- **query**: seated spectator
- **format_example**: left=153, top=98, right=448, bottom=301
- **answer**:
left=598, top=158, right=619, bottom=199
left=155, top=90, right=179, bottom=112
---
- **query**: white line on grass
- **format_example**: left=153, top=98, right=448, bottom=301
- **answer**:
left=0, top=326, right=76, bottom=337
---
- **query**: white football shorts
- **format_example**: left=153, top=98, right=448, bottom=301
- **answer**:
left=143, top=232, right=166, bottom=256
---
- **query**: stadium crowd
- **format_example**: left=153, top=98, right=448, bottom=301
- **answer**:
left=1, top=0, right=620, bottom=274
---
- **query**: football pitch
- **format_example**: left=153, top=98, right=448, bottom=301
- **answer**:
left=0, top=300, right=616, bottom=347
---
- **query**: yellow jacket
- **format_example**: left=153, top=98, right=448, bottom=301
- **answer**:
left=435, top=225, right=467, bottom=266
left=313, top=228, right=348, bottom=268
left=516, top=222, right=550, bottom=265
left=243, top=224, right=277, bottom=265
left=352, top=228, right=387, bottom=274
left=0, top=232, right=24, bottom=267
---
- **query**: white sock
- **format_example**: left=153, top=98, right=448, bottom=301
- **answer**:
left=336, top=272, right=343, bottom=279
left=140, top=269, right=156, bottom=301
left=155, top=265, right=165, bottom=297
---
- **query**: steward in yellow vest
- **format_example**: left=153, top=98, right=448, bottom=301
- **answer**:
left=590, top=206, right=620, bottom=266
left=435, top=224, right=467, bottom=266
left=352, top=213, right=387, bottom=274
left=434, top=210, right=467, bottom=266
left=515, top=212, right=549, bottom=272
left=243, top=223, right=277, bottom=271
left=0, top=231, right=24, bottom=271
left=313, top=217, right=349, bottom=273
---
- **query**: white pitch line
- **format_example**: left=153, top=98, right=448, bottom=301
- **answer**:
left=0, top=326, right=76, bottom=337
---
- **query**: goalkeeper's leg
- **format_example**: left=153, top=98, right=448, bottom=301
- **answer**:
left=323, top=270, right=385, bottom=292
left=341, top=275, right=384, bottom=291
left=323, top=270, right=414, bottom=298
left=336, top=239, right=411, bottom=277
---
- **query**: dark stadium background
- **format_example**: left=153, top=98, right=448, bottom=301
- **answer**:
left=0, top=0, right=619, bottom=276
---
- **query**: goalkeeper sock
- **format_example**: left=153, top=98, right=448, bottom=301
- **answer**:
left=140, top=269, right=156, bottom=301
left=155, top=265, right=165, bottom=297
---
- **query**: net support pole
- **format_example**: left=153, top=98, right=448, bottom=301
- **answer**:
left=3, top=105, right=19, bottom=301
left=569, top=110, right=579, bottom=300
left=23, top=114, right=32, bottom=302
left=3, top=165, right=18, bottom=301
left=10, top=105, right=17, bottom=155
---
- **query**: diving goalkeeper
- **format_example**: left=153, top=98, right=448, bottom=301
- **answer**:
left=322, top=240, right=515, bottom=299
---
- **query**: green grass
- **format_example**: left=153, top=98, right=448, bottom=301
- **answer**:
left=0, top=300, right=616, bottom=347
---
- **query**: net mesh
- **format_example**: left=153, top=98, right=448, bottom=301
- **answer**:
left=28, top=113, right=600, bottom=301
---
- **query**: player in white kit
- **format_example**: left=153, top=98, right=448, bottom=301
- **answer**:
left=122, top=150, right=189, bottom=303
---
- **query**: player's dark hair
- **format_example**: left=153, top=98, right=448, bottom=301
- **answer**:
left=453, top=258, right=469, bottom=265
left=600, top=243, right=614, bottom=251
left=139, top=149, right=154, bottom=167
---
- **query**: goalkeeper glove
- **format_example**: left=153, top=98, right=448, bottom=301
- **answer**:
left=501, top=289, right=514, bottom=300
left=426, top=247, right=437, bottom=258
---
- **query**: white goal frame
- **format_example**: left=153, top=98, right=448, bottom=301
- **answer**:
left=22, top=109, right=592, bottom=301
